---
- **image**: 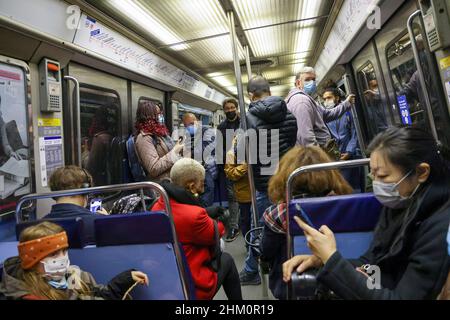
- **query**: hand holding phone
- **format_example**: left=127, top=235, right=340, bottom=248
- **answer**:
left=294, top=204, right=316, bottom=229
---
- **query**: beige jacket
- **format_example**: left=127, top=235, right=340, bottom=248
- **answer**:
left=135, top=132, right=180, bottom=181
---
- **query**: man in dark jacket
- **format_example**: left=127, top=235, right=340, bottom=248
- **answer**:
left=216, top=98, right=241, bottom=242
left=238, top=76, right=297, bottom=285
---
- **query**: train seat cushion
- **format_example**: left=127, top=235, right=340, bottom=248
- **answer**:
left=94, top=211, right=173, bottom=246
left=0, top=242, right=20, bottom=281
left=69, top=243, right=186, bottom=300
left=15, top=217, right=85, bottom=248
left=289, top=193, right=382, bottom=236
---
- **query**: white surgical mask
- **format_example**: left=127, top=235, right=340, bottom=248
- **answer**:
left=372, top=171, right=420, bottom=209
left=41, top=251, right=70, bottom=281
left=324, top=101, right=335, bottom=109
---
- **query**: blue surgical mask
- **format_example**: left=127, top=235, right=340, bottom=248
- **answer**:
left=303, top=80, right=317, bottom=96
left=372, top=171, right=420, bottom=209
left=186, top=125, right=197, bottom=136
left=158, top=114, right=165, bottom=124
left=48, top=277, right=68, bottom=290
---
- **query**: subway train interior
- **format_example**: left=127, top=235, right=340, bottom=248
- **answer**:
left=0, top=0, right=450, bottom=302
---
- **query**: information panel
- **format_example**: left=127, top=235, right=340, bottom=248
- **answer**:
left=397, top=95, right=412, bottom=125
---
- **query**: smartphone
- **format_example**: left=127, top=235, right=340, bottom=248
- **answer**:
left=90, top=198, right=102, bottom=213
left=294, top=204, right=316, bottom=229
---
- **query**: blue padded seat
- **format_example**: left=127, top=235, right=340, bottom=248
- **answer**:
left=91, top=211, right=196, bottom=300
left=289, top=193, right=382, bottom=259
left=69, top=244, right=186, bottom=300
left=94, top=212, right=173, bottom=246
left=15, top=217, right=85, bottom=248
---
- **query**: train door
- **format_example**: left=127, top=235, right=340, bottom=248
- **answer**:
left=130, top=81, right=165, bottom=135
left=376, top=2, right=450, bottom=146
left=63, top=63, right=127, bottom=186
left=352, top=43, right=395, bottom=147
left=0, top=55, right=33, bottom=240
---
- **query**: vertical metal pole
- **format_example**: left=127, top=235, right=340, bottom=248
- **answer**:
left=228, top=11, right=267, bottom=298
left=407, top=10, right=439, bottom=142
left=64, top=76, right=82, bottom=167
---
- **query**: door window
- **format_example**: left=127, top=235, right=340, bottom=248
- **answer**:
left=79, top=85, right=121, bottom=186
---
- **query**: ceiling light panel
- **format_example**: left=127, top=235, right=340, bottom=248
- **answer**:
left=233, top=0, right=325, bottom=58
left=176, top=34, right=245, bottom=66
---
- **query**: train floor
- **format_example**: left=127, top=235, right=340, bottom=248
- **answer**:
left=214, top=233, right=276, bottom=300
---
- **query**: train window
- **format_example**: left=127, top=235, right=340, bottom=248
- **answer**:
left=0, top=61, right=30, bottom=222
left=357, top=62, right=389, bottom=140
left=79, top=85, right=121, bottom=187
left=386, top=27, right=450, bottom=146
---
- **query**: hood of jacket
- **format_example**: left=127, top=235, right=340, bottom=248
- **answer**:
left=160, top=180, right=203, bottom=207
left=248, top=96, right=288, bottom=124
left=0, top=256, right=35, bottom=299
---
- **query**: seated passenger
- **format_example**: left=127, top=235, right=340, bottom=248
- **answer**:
left=0, top=222, right=148, bottom=300
left=134, top=101, right=183, bottom=182
left=151, top=158, right=242, bottom=300
left=260, top=146, right=352, bottom=300
left=44, top=166, right=108, bottom=244
left=283, top=127, right=450, bottom=300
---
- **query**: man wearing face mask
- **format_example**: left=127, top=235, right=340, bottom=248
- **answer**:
left=285, top=66, right=355, bottom=147
left=217, top=98, right=241, bottom=242
left=182, top=113, right=217, bottom=207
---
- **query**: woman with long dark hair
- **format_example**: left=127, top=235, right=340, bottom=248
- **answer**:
left=283, top=126, right=450, bottom=299
left=134, top=101, right=183, bottom=181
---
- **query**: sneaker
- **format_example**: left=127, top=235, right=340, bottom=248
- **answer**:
left=224, top=228, right=240, bottom=242
left=239, top=270, right=261, bottom=286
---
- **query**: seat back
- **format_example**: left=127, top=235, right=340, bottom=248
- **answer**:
left=15, top=217, right=85, bottom=248
left=126, top=135, right=147, bottom=182
left=289, top=193, right=382, bottom=259
left=0, top=241, right=19, bottom=282
left=68, top=212, right=194, bottom=300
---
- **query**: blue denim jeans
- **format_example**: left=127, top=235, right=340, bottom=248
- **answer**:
left=243, top=191, right=271, bottom=274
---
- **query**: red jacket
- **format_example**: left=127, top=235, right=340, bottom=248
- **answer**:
left=152, top=196, right=225, bottom=300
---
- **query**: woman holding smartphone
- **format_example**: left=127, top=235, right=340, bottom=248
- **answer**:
left=283, top=127, right=450, bottom=300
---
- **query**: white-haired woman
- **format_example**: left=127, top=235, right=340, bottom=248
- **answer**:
left=151, top=158, right=242, bottom=300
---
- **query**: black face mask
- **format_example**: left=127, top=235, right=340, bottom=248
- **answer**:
left=226, top=111, right=237, bottom=121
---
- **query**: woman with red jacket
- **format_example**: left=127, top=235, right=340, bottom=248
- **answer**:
left=152, top=158, right=242, bottom=300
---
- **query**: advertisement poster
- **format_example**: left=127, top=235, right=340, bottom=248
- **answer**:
left=0, top=62, right=29, bottom=211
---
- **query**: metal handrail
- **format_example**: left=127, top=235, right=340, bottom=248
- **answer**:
left=285, top=159, right=370, bottom=299
left=63, top=76, right=81, bottom=167
left=407, top=10, right=439, bottom=142
left=15, top=181, right=190, bottom=300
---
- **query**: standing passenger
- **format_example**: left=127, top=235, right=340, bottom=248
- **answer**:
left=134, top=101, right=183, bottom=182
left=182, top=113, right=217, bottom=207
left=285, top=67, right=355, bottom=147
left=217, top=98, right=241, bottom=242
left=322, top=81, right=364, bottom=191
left=238, top=76, right=297, bottom=285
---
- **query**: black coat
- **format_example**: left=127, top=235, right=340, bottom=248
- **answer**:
left=244, top=96, right=297, bottom=192
left=317, top=180, right=450, bottom=299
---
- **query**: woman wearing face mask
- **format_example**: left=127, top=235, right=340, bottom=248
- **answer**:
left=151, top=158, right=242, bottom=300
left=135, top=101, right=184, bottom=182
left=283, top=126, right=450, bottom=300
left=0, top=222, right=149, bottom=300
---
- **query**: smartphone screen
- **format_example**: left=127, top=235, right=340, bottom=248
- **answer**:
left=90, top=199, right=102, bottom=213
left=294, top=204, right=315, bottom=229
